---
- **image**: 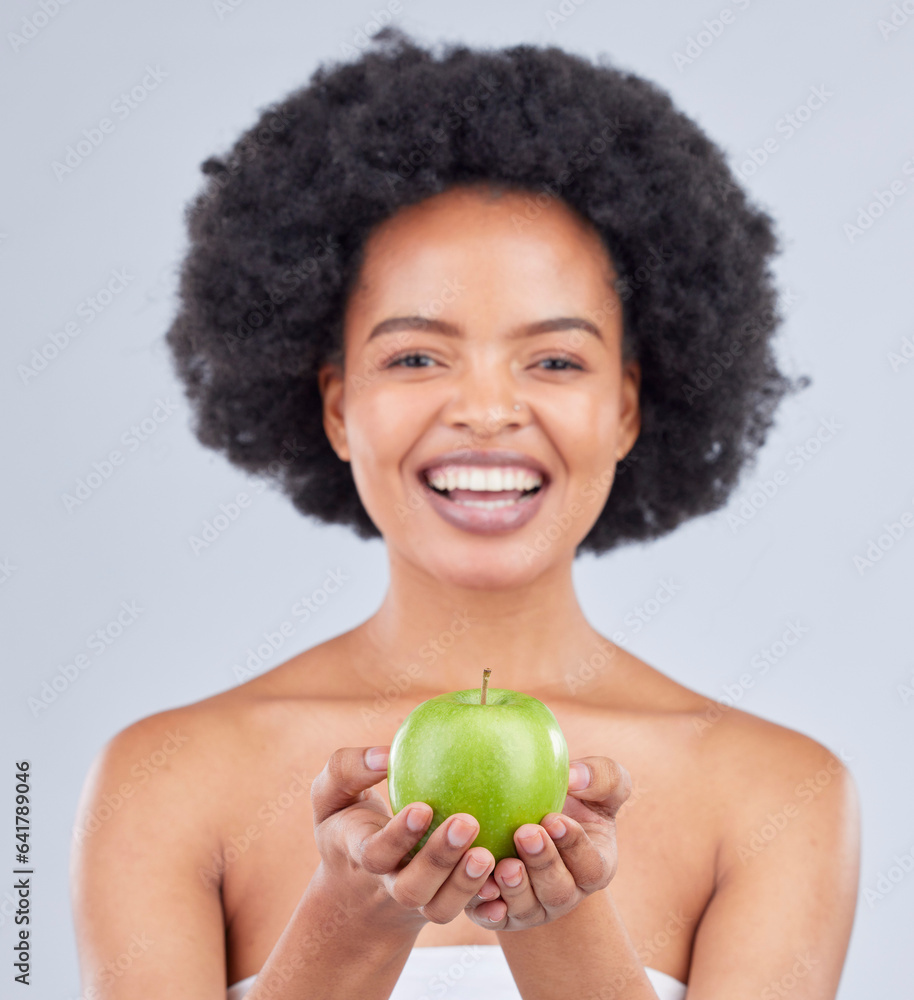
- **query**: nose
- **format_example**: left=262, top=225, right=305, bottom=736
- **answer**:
left=441, top=368, right=527, bottom=443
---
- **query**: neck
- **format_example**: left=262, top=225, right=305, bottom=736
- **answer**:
left=351, top=549, right=619, bottom=696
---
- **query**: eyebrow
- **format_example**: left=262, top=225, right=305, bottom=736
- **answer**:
left=366, top=315, right=604, bottom=343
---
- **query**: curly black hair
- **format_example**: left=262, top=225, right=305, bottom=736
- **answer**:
left=165, top=26, right=808, bottom=554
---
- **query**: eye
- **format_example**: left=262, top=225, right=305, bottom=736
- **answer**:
left=538, top=355, right=584, bottom=371
left=383, top=351, right=436, bottom=368
left=381, top=351, right=584, bottom=371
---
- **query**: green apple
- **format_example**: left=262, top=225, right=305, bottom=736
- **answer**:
left=387, top=670, right=570, bottom=862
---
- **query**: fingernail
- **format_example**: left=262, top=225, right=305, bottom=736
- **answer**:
left=406, top=807, right=431, bottom=833
left=365, top=747, right=389, bottom=770
left=465, top=854, right=489, bottom=878
left=569, top=762, right=591, bottom=790
left=518, top=830, right=545, bottom=855
left=447, top=818, right=476, bottom=848
left=545, top=818, right=567, bottom=840
left=502, top=864, right=524, bottom=887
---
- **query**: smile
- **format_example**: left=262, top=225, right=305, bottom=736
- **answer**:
left=418, top=470, right=549, bottom=535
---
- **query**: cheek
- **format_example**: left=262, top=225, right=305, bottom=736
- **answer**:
left=345, top=386, right=418, bottom=482
left=545, top=391, right=616, bottom=464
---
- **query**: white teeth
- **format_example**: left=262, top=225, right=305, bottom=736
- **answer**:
left=424, top=465, right=544, bottom=493
left=451, top=497, right=526, bottom=509
left=469, top=469, right=486, bottom=491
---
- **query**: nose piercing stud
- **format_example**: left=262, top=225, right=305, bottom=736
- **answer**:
left=513, top=404, right=521, bottom=411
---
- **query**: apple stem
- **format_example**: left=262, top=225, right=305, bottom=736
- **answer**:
left=481, top=668, right=491, bottom=705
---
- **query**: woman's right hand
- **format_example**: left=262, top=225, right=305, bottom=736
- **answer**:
left=310, top=746, right=498, bottom=933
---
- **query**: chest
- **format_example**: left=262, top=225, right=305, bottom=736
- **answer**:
left=220, top=701, right=715, bottom=985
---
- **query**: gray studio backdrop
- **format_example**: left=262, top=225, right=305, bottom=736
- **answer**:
left=2, top=0, right=912, bottom=996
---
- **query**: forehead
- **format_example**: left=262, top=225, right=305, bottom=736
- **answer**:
left=349, top=183, right=617, bottom=302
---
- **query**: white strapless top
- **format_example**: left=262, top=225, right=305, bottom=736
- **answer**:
left=227, top=944, right=687, bottom=999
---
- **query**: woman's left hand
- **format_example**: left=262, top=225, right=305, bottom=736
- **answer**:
left=464, top=755, right=632, bottom=931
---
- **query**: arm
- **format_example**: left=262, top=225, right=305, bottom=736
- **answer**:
left=70, top=711, right=229, bottom=998
left=244, top=746, right=500, bottom=999
left=72, top=725, right=498, bottom=999
left=497, top=889, right=662, bottom=999
left=471, top=756, right=662, bottom=999
left=70, top=714, right=417, bottom=999
left=684, top=735, right=860, bottom=998
left=240, top=863, right=421, bottom=1000
left=466, top=728, right=859, bottom=999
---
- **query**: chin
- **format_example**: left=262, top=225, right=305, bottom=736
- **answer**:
left=422, top=544, right=557, bottom=590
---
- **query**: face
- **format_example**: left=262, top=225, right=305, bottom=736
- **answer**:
left=319, top=183, right=641, bottom=588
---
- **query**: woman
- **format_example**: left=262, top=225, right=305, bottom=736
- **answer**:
left=71, top=27, right=860, bottom=999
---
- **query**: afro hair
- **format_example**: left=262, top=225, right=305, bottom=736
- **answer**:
left=164, top=26, right=809, bottom=554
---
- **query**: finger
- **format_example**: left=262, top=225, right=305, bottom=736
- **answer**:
left=474, top=833, right=568, bottom=930
left=567, top=756, right=632, bottom=818
left=386, top=814, right=488, bottom=914
left=350, top=801, right=435, bottom=876
left=541, top=812, right=613, bottom=893
left=419, top=845, right=498, bottom=924
left=463, top=874, right=500, bottom=924
left=489, top=856, right=541, bottom=928
left=311, top=746, right=391, bottom=826
left=468, top=895, right=508, bottom=928
left=475, top=875, right=501, bottom=901
left=512, top=824, right=577, bottom=911
left=472, top=828, right=570, bottom=930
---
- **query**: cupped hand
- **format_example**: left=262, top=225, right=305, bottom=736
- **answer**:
left=311, top=746, right=497, bottom=930
left=464, top=755, right=632, bottom=931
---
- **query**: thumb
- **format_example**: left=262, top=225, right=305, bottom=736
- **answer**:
left=567, top=756, right=632, bottom=820
left=311, top=746, right=390, bottom=826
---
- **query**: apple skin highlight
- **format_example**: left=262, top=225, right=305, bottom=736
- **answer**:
left=387, top=687, right=570, bottom=862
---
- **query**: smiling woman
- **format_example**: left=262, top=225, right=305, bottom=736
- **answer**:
left=317, top=181, right=641, bottom=561
left=71, top=25, right=860, bottom=1000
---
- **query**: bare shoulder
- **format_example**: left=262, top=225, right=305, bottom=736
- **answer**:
left=81, top=645, right=336, bottom=797
left=75, top=647, right=324, bottom=831
left=644, top=683, right=862, bottom=992
left=689, top=697, right=856, bottom=795
left=70, top=694, right=267, bottom=993
left=74, top=697, right=236, bottom=852
left=70, top=638, right=368, bottom=995
left=607, top=650, right=859, bottom=871
left=620, top=649, right=856, bottom=797
left=683, top=698, right=860, bottom=879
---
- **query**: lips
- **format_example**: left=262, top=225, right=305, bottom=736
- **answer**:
left=417, top=470, right=549, bottom=535
left=411, top=449, right=553, bottom=535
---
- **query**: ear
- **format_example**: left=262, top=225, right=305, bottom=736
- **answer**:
left=318, top=362, right=351, bottom=463
left=616, top=358, right=642, bottom=462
